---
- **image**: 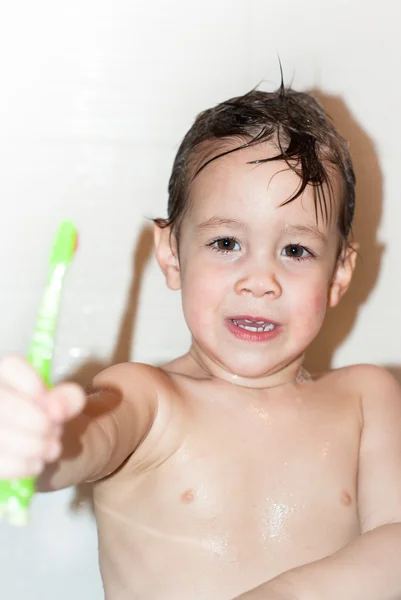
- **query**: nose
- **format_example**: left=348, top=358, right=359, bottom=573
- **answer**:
left=234, top=266, right=282, bottom=299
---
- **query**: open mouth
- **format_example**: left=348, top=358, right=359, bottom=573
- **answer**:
left=226, top=315, right=280, bottom=341
left=231, top=319, right=276, bottom=333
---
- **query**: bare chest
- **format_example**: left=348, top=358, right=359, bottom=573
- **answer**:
left=95, top=390, right=361, bottom=598
left=151, top=395, right=360, bottom=541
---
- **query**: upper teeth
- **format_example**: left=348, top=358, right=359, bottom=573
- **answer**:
left=245, top=319, right=265, bottom=324
left=232, top=320, right=275, bottom=332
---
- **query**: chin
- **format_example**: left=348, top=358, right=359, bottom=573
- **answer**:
left=217, top=345, right=306, bottom=379
left=218, top=356, right=282, bottom=379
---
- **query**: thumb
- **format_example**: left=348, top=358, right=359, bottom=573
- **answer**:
left=42, top=382, right=86, bottom=423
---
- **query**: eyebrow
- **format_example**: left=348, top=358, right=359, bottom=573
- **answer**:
left=284, top=224, right=328, bottom=243
left=195, top=218, right=328, bottom=243
left=196, top=217, right=248, bottom=232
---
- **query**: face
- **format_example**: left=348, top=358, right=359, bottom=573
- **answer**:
left=157, top=142, right=355, bottom=385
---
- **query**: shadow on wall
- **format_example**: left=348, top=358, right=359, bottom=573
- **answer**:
left=304, top=89, right=385, bottom=374
left=67, top=224, right=154, bottom=512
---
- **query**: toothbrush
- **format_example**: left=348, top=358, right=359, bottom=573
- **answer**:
left=0, top=221, right=78, bottom=526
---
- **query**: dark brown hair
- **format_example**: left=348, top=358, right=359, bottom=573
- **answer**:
left=155, top=83, right=356, bottom=248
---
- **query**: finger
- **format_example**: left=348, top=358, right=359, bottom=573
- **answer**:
left=0, top=356, right=45, bottom=397
left=0, top=388, right=51, bottom=435
left=44, top=383, right=86, bottom=423
left=0, top=426, right=48, bottom=461
left=0, top=423, right=62, bottom=467
left=0, top=455, right=44, bottom=479
left=43, top=438, right=62, bottom=462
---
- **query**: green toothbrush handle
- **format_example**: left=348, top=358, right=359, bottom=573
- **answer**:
left=0, top=274, right=61, bottom=523
left=0, top=322, right=54, bottom=525
left=27, top=264, right=67, bottom=387
left=0, top=478, right=36, bottom=526
left=0, top=222, right=77, bottom=525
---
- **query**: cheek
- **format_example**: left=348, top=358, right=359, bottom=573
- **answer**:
left=293, top=282, right=329, bottom=329
left=312, top=287, right=329, bottom=315
left=181, top=262, right=229, bottom=321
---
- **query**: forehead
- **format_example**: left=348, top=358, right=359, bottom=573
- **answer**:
left=186, top=141, right=340, bottom=230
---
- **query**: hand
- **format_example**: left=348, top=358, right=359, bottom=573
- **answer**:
left=0, top=356, right=85, bottom=478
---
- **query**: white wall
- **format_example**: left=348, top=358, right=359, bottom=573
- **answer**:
left=0, top=1, right=400, bottom=597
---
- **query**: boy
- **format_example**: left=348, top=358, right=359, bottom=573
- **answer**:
left=1, top=85, right=401, bottom=600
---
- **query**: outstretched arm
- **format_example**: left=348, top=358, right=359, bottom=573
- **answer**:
left=236, top=366, right=401, bottom=600
left=37, top=362, right=159, bottom=491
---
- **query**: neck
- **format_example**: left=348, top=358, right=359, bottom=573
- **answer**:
left=188, top=344, right=307, bottom=390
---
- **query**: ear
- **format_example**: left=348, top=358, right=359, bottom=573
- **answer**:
left=153, top=224, right=181, bottom=291
left=327, top=243, right=359, bottom=308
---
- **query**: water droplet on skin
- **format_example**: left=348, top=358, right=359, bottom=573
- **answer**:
left=249, top=403, right=271, bottom=424
left=321, top=441, right=330, bottom=457
left=268, top=502, right=294, bottom=540
left=261, top=495, right=305, bottom=543
left=295, top=367, right=312, bottom=383
left=207, top=534, right=229, bottom=556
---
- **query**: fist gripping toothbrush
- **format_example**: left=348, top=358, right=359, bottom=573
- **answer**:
left=0, top=221, right=78, bottom=525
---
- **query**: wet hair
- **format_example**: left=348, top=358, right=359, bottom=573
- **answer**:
left=154, top=82, right=356, bottom=250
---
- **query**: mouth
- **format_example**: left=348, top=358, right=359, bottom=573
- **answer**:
left=226, top=315, right=280, bottom=341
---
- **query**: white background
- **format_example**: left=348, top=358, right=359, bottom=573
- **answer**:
left=0, top=1, right=400, bottom=597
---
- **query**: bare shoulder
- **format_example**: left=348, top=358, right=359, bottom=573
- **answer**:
left=354, top=364, right=401, bottom=419
left=90, top=362, right=189, bottom=473
left=311, top=363, right=400, bottom=394
left=305, top=365, right=400, bottom=428
left=320, top=364, right=401, bottom=424
left=335, top=363, right=400, bottom=396
left=91, top=360, right=187, bottom=430
left=92, top=360, right=176, bottom=397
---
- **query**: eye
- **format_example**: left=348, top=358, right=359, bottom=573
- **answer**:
left=282, top=244, right=312, bottom=260
left=209, top=237, right=241, bottom=253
